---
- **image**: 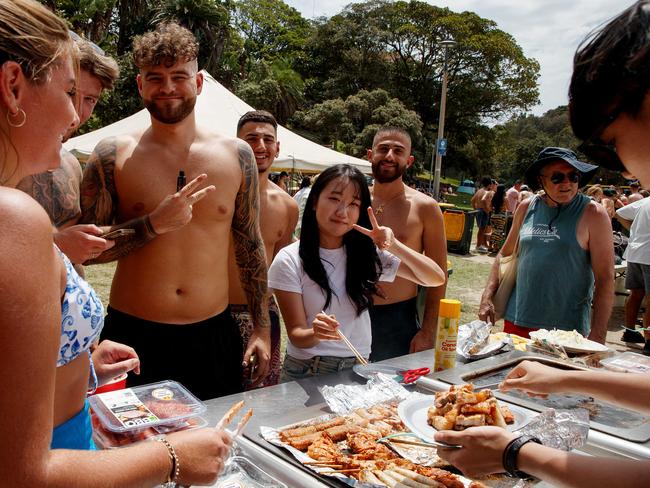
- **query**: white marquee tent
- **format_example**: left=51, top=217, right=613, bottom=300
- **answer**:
left=64, top=71, right=372, bottom=174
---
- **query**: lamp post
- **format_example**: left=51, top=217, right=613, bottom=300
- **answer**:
left=431, top=39, right=456, bottom=200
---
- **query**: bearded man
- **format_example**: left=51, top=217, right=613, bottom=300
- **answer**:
left=367, top=127, right=447, bottom=360
left=79, top=23, right=270, bottom=399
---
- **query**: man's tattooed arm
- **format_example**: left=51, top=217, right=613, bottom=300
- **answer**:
left=79, top=137, right=157, bottom=264
left=232, top=141, right=270, bottom=329
left=16, top=149, right=82, bottom=228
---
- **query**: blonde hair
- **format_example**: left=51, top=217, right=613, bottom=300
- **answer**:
left=0, top=0, right=72, bottom=84
left=0, top=0, right=73, bottom=184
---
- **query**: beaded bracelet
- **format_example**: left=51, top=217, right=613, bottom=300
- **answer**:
left=157, top=436, right=180, bottom=487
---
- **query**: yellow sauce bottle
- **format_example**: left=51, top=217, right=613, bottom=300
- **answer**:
left=434, top=299, right=462, bottom=372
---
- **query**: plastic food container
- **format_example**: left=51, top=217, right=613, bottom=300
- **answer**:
left=215, top=456, right=287, bottom=488
left=601, top=352, right=650, bottom=374
left=88, top=380, right=206, bottom=433
left=92, top=413, right=208, bottom=449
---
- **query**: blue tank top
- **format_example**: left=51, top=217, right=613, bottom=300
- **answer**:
left=505, top=194, right=594, bottom=334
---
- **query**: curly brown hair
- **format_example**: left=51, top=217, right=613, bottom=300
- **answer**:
left=132, top=22, right=198, bottom=69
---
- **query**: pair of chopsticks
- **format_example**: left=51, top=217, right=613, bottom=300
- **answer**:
left=321, top=310, right=368, bottom=365
left=337, top=329, right=368, bottom=365
left=216, top=400, right=253, bottom=437
left=378, top=434, right=462, bottom=449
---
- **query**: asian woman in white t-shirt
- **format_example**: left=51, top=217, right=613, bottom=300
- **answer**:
left=268, top=164, right=445, bottom=381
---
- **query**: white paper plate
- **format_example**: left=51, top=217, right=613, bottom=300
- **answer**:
left=529, top=330, right=608, bottom=353
left=352, top=363, right=401, bottom=380
left=397, top=395, right=533, bottom=442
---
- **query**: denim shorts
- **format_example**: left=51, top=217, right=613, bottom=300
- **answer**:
left=280, top=354, right=359, bottom=382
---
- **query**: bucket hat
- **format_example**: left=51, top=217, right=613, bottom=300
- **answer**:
left=524, top=147, right=598, bottom=191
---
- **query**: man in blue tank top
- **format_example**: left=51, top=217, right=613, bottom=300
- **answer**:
left=479, top=147, right=614, bottom=344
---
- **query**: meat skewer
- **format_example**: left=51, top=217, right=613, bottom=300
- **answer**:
left=232, top=408, right=253, bottom=436
left=216, top=400, right=244, bottom=430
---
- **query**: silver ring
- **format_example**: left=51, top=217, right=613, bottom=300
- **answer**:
left=189, top=204, right=193, bottom=211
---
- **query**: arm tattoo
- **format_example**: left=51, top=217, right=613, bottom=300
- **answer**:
left=232, top=141, right=270, bottom=329
left=16, top=150, right=82, bottom=228
left=79, top=137, right=157, bottom=264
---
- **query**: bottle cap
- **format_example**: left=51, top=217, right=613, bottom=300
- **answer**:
left=439, top=299, right=461, bottom=318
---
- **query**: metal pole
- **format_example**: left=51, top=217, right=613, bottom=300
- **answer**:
left=433, top=45, right=450, bottom=201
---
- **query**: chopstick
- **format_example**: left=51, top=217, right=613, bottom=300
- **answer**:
left=318, top=468, right=361, bottom=474
left=337, top=328, right=368, bottom=365
left=379, top=437, right=462, bottom=449
left=320, top=310, right=368, bottom=365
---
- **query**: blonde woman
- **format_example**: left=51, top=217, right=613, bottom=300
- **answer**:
left=1, top=1, right=230, bottom=485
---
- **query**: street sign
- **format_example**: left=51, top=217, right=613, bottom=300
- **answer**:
left=437, top=138, right=448, bottom=156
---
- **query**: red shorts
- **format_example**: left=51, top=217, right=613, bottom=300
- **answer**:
left=503, top=320, right=538, bottom=339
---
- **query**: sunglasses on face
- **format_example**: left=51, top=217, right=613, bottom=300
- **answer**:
left=542, top=171, right=580, bottom=184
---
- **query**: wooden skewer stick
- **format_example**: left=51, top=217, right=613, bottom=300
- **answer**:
left=319, top=468, right=362, bottom=474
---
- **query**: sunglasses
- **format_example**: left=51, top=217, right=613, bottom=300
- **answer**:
left=542, top=171, right=580, bottom=184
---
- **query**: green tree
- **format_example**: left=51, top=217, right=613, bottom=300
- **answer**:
left=234, top=0, right=312, bottom=62
left=291, top=88, right=423, bottom=161
left=301, top=0, right=540, bottom=174
left=235, top=58, right=305, bottom=124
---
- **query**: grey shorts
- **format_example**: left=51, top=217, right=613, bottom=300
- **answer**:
left=625, top=262, right=650, bottom=293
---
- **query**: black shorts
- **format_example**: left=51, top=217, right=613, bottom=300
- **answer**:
left=369, top=297, right=420, bottom=362
left=102, top=306, right=243, bottom=400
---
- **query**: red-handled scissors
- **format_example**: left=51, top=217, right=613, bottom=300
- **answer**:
left=398, top=367, right=430, bottom=384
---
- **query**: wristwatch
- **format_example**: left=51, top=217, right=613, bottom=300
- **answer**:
left=502, top=435, right=542, bottom=478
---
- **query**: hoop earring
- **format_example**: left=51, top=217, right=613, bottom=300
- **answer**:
left=6, top=108, right=26, bottom=128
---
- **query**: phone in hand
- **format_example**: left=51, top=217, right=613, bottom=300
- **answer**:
left=102, top=228, right=135, bottom=240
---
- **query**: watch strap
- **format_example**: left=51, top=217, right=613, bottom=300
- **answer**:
left=502, top=435, right=542, bottom=478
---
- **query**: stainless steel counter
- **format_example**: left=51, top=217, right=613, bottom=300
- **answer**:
left=204, top=349, right=650, bottom=487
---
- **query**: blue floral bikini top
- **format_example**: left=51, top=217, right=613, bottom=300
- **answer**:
left=56, top=247, right=104, bottom=390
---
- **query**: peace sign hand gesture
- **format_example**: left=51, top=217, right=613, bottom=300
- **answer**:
left=352, top=206, right=395, bottom=250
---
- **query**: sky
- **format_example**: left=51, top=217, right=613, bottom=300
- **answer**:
left=285, top=0, right=634, bottom=116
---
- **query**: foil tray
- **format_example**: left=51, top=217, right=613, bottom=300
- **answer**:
left=430, top=350, right=650, bottom=444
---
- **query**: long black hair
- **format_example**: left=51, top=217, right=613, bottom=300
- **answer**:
left=299, top=164, right=381, bottom=316
left=491, top=184, right=506, bottom=213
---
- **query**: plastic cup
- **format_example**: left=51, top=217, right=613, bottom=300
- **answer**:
left=93, top=373, right=128, bottom=395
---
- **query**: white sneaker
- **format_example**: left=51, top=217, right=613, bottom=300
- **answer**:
left=476, top=246, right=489, bottom=254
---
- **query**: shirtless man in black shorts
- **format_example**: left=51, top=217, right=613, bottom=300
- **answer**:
left=79, top=23, right=270, bottom=399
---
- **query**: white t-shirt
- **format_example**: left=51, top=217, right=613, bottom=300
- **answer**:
left=268, top=241, right=400, bottom=359
left=616, top=198, right=650, bottom=265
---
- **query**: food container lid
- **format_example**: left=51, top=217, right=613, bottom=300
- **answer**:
left=600, top=351, right=650, bottom=374
left=88, top=380, right=206, bottom=433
